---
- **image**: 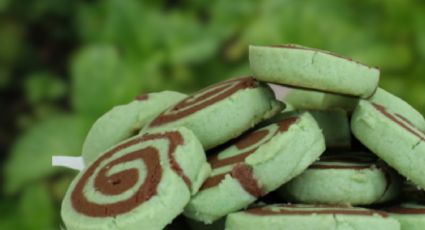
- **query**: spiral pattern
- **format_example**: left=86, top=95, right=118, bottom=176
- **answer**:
left=71, top=131, right=189, bottom=217
left=149, top=77, right=257, bottom=127
left=200, top=117, right=298, bottom=197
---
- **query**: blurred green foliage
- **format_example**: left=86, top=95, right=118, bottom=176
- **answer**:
left=1, top=0, right=424, bottom=229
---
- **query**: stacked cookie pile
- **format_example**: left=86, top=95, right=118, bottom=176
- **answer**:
left=60, top=45, right=425, bottom=230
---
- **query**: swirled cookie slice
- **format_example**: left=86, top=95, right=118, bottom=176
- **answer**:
left=82, top=91, right=187, bottom=164
left=250, top=44, right=380, bottom=98
left=142, top=77, right=283, bottom=150
left=387, top=203, right=425, bottom=230
left=279, top=152, right=402, bottom=205
left=351, top=100, right=425, bottom=189
left=184, top=112, right=325, bottom=223
left=61, top=128, right=210, bottom=230
left=226, top=204, right=400, bottom=230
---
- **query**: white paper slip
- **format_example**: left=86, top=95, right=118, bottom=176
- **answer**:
left=52, top=156, right=85, bottom=171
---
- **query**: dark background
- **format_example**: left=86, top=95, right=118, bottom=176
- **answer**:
left=0, top=0, right=424, bottom=229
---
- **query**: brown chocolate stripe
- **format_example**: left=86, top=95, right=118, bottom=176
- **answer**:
left=373, top=103, right=425, bottom=142
left=247, top=205, right=389, bottom=218
left=149, top=77, right=257, bottom=127
left=200, top=117, right=299, bottom=195
left=71, top=131, right=190, bottom=217
left=386, top=206, right=425, bottom=215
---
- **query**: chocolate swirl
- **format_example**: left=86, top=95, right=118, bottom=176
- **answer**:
left=200, top=117, right=299, bottom=197
left=149, top=77, right=257, bottom=127
left=71, top=131, right=189, bottom=217
left=246, top=204, right=389, bottom=218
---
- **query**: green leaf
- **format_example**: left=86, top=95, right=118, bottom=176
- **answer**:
left=19, top=182, right=55, bottom=230
left=24, top=72, right=67, bottom=104
left=0, top=199, right=22, bottom=229
left=5, top=115, right=88, bottom=194
left=71, top=45, right=142, bottom=119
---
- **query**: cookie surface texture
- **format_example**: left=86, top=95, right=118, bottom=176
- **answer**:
left=184, top=112, right=325, bottom=223
left=249, top=44, right=380, bottom=98
left=62, top=128, right=210, bottom=230
left=351, top=100, right=425, bottom=189
left=279, top=152, right=401, bottom=205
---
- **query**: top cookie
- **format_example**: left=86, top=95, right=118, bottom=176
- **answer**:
left=249, top=44, right=380, bottom=98
left=142, top=77, right=283, bottom=150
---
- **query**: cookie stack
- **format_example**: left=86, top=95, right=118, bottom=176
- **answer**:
left=61, top=44, right=425, bottom=230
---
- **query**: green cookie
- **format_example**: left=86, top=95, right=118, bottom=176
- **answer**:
left=250, top=44, right=380, bottom=98
left=279, top=152, right=402, bottom=205
left=61, top=128, right=210, bottom=230
left=142, top=77, right=283, bottom=150
left=226, top=204, right=400, bottom=230
left=184, top=112, right=325, bottom=223
left=387, top=203, right=425, bottom=230
left=351, top=100, right=425, bottom=189
left=82, top=91, right=187, bottom=164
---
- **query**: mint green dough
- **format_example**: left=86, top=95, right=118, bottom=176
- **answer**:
left=351, top=100, right=425, bottom=190
left=142, top=77, right=284, bottom=150
left=82, top=91, right=187, bottom=164
left=62, top=128, right=210, bottom=230
left=387, top=203, right=425, bottom=230
left=369, top=88, right=425, bottom=131
left=284, top=88, right=358, bottom=111
left=310, top=110, right=351, bottom=149
left=279, top=153, right=402, bottom=205
left=184, top=112, right=325, bottom=223
left=226, top=204, right=400, bottom=230
left=250, top=44, right=380, bottom=98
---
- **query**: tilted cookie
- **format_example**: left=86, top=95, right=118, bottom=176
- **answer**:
left=250, top=44, right=380, bottom=98
left=82, top=91, right=187, bottom=164
left=61, top=128, right=210, bottom=230
left=226, top=204, right=400, bottom=230
left=184, top=112, right=325, bottom=223
left=279, top=152, right=402, bottom=205
left=351, top=100, right=425, bottom=189
left=387, top=203, right=425, bottom=230
left=142, top=77, right=283, bottom=150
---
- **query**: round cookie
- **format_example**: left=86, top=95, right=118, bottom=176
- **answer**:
left=387, top=203, right=425, bottom=230
left=279, top=152, right=402, bottom=205
left=249, top=44, right=380, bottom=98
left=61, top=128, right=211, bottom=230
left=184, top=112, right=325, bottom=223
left=141, top=77, right=284, bottom=150
left=351, top=100, right=425, bottom=189
left=82, top=91, right=187, bottom=164
left=226, top=204, right=400, bottom=230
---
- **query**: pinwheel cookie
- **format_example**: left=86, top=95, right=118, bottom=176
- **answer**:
left=250, top=44, right=380, bottom=98
left=226, top=204, right=400, bottom=230
left=279, top=152, right=402, bottom=205
left=351, top=100, right=425, bottom=189
left=184, top=112, right=325, bottom=223
left=61, top=128, right=210, bottom=230
left=142, top=77, right=283, bottom=150
left=82, top=91, right=187, bottom=164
